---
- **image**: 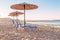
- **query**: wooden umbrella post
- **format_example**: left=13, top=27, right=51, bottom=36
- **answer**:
left=16, top=12, right=18, bottom=27
left=16, top=16, right=18, bottom=32
left=16, top=13, right=18, bottom=32
left=13, top=16, right=14, bottom=24
left=24, top=3, right=26, bottom=26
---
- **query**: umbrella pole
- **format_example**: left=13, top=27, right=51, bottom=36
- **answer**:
left=16, top=16, right=18, bottom=32
left=13, top=16, right=14, bottom=24
left=24, top=4, right=26, bottom=26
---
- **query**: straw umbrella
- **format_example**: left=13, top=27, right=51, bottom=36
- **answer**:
left=10, top=3, right=38, bottom=26
left=8, top=13, right=17, bottom=24
left=9, top=11, right=24, bottom=20
left=8, top=13, right=18, bottom=20
left=8, top=11, right=24, bottom=27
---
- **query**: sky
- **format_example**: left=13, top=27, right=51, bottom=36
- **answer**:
left=0, top=0, right=60, bottom=20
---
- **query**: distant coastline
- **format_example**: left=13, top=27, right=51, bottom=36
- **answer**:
left=24, top=20, right=60, bottom=22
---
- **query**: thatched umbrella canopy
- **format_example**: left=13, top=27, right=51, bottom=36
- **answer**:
left=11, top=4, right=38, bottom=10
left=9, top=11, right=24, bottom=19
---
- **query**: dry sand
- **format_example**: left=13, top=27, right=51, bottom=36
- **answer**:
left=0, top=24, right=60, bottom=40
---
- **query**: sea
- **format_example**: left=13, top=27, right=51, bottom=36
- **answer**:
left=27, top=20, right=60, bottom=26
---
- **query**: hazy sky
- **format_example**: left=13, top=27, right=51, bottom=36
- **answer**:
left=0, top=0, right=60, bottom=20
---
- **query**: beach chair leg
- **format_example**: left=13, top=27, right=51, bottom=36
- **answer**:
left=15, top=27, right=18, bottom=32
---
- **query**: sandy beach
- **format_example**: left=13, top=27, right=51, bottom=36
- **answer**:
left=0, top=23, right=60, bottom=40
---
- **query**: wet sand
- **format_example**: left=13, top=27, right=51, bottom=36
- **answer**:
left=0, top=24, right=60, bottom=40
